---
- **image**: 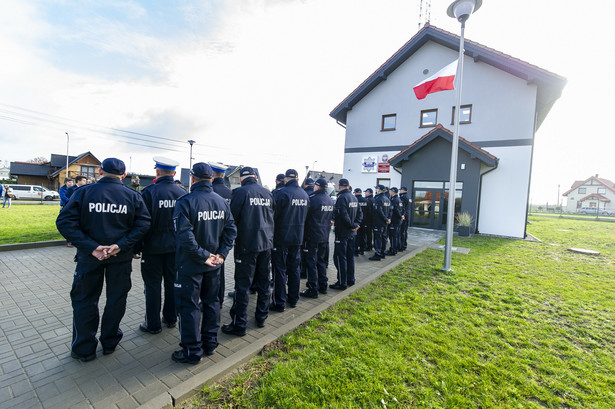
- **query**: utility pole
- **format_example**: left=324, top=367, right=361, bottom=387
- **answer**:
left=65, top=132, right=70, bottom=180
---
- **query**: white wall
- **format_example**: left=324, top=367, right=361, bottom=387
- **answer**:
left=343, top=151, right=402, bottom=190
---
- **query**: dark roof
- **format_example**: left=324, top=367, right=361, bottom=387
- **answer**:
left=9, top=161, right=52, bottom=177
left=49, top=152, right=101, bottom=177
left=562, top=176, right=615, bottom=196
left=578, top=193, right=610, bottom=203
left=330, top=23, right=566, bottom=129
left=388, top=124, right=497, bottom=168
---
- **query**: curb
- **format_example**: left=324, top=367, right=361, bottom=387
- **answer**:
left=0, top=240, right=66, bottom=252
left=143, top=243, right=432, bottom=409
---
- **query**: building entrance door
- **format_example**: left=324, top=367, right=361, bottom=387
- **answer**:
left=412, top=189, right=445, bottom=229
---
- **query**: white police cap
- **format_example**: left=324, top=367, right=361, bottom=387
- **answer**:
left=208, top=161, right=228, bottom=173
left=153, top=156, right=179, bottom=171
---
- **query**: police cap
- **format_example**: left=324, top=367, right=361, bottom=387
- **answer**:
left=375, top=184, right=386, bottom=190
left=285, top=169, right=298, bottom=178
left=390, top=187, right=398, bottom=193
left=339, top=178, right=350, bottom=186
left=153, top=156, right=179, bottom=171
left=353, top=188, right=362, bottom=193
left=208, top=161, right=228, bottom=173
left=190, top=162, right=213, bottom=179
left=365, top=188, right=373, bottom=193
left=240, top=166, right=256, bottom=177
left=276, top=173, right=285, bottom=182
left=304, top=177, right=314, bottom=185
left=315, top=178, right=328, bottom=187
left=101, top=158, right=126, bottom=175
left=400, top=186, right=408, bottom=192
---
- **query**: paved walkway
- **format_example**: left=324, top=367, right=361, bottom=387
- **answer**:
left=0, top=228, right=444, bottom=409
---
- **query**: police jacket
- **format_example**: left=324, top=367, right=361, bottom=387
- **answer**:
left=334, top=188, right=362, bottom=239
left=355, top=195, right=368, bottom=227
left=390, top=195, right=404, bottom=225
left=400, top=193, right=411, bottom=220
left=173, top=181, right=237, bottom=274
left=373, top=192, right=391, bottom=228
left=364, top=195, right=375, bottom=225
left=56, top=177, right=151, bottom=263
left=212, top=177, right=232, bottom=202
left=230, top=177, right=274, bottom=254
left=139, top=176, right=186, bottom=255
left=304, top=188, right=334, bottom=245
left=272, top=179, right=309, bottom=247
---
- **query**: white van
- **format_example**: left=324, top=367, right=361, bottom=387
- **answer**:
left=8, top=185, right=60, bottom=201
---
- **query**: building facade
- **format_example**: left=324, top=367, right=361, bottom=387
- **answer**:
left=562, top=176, right=615, bottom=214
left=329, top=24, right=565, bottom=238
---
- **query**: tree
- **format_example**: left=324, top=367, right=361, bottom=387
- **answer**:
left=27, top=156, right=48, bottom=164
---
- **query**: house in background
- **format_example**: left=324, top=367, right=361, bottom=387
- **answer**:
left=329, top=23, right=566, bottom=238
left=10, top=152, right=101, bottom=189
left=306, top=170, right=343, bottom=189
left=562, top=175, right=615, bottom=213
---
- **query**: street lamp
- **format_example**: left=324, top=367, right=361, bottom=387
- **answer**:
left=442, top=0, right=482, bottom=272
left=65, top=132, right=70, bottom=179
left=188, top=140, right=195, bottom=188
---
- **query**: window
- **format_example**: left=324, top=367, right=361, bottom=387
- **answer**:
left=81, top=165, right=97, bottom=179
left=381, top=114, right=396, bottom=131
left=377, top=178, right=390, bottom=188
left=451, top=104, right=472, bottom=124
left=598, top=187, right=606, bottom=194
left=578, top=187, right=586, bottom=194
left=420, top=109, right=437, bottom=127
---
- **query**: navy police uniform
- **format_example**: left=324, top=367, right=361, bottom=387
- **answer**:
left=399, top=187, right=411, bottom=250
left=300, top=179, right=334, bottom=298
left=353, top=188, right=367, bottom=255
left=387, top=188, right=404, bottom=255
left=223, top=167, right=274, bottom=335
left=138, top=157, right=186, bottom=333
left=172, top=163, right=237, bottom=363
left=370, top=186, right=391, bottom=260
left=331, top=180, right=362, bottom=289
left=271, top=169, right=309, bottom=310
left=364, top=189, right=375, bottom=251
left=210, top=161, right=232, bottom=306
left=56, top=158, right=151, bottom=361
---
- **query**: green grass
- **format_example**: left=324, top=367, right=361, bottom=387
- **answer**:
left=0, top=204, right=64, bottom=244
left=183, top=217, right=615, bottom=408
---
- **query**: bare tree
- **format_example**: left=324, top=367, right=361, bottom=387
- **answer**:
left=27, top=156, right=48, bottom=164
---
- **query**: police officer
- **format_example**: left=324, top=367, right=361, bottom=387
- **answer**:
left=137, top=157, right=186, bottom=334
left=300, top=177, right=315, bottom=279
left=331, top=178, right=361, bottom=290
left=56, top=158, right=151, bottom=361
left=368, top=185, right=391, bottom=261
left=172, top=163, right=237, bottom=364
left=399, top=186, right=411, bottom=251
left=353, top=188, right=367, bottom=256
left=271, top=169, right=309, bottom=311
left=222, top=167, right=274, bottom=335
left=272, top=173, right=285, bottom=194
left=386, top=187, right=404, bottom=256
left=363, top=188, right=375, bottom=251
left=300, top=178, right=334, bottom=298
left=209, top=161, right=232, bottom=306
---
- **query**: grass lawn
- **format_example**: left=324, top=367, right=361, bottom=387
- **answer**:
left=0, top=204, right=64, bottom=244
left=183, top=216, right=615, bottom=408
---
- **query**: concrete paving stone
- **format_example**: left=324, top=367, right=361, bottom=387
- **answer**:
left=33, top=381, right=60, bottom=401
left=40, top=389, right=84, bottom=409
left=13, top=346, right=34, bottom=359
left=22, top=363, right=45, bottom=378
left=2, top=390, right=39, bottom=409
left=115, top=395, right=140, bottom=409
left=53, top=327, right=70, bottom=337
left=0, top=371, right=27, bottom=389
left=9, top=378, right=34, bottom=397
left=90, top=388, right=130, bottom=409
left=0, top=386, right=12, bottom=404
left=159, top=374, right=181, bottom=389
left=132, top=382, right=167, bottom=405
left=114, top=374, right=144, bottom=395
left=29, top=365, right=65, bottom=387
left=0, top=360, right=21, bottom=374
left=53, top=375, right=80, bottom=393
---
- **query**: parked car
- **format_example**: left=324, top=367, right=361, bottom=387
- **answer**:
left=577, top=206, right=614, bottom=216
left=8, top=184, right=60, bottom=200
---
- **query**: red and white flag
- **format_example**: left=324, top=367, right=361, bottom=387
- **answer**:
left=413, top=60, right=457, bottom=100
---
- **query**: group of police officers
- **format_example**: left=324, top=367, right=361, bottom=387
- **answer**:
left=56, top=156, right=412, bottom=365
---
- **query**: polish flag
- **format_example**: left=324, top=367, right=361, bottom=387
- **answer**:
left=413, top=60, right=458, bottom=100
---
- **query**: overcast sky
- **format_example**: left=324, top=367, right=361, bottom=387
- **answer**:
left=0, top=0, right=612, bottom=203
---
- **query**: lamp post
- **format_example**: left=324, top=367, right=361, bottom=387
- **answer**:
left=188, top=139, right=195, bottom=188
left=442, top=0, right=482, bottom=272
left=65, top=132, right=70, bottom=180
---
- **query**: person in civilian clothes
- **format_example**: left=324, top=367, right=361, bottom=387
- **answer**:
left=363, top=188, right=375, bottom=251
left=271, top=169, right=309, bottom=311
left=300, top=178, right=334, bottom=298
left=222, top=166, right=274, bottom=335
left=137, top=157, right=186, bottom=334
left=59, top=177, right=74, bottom=208
left=330, top=178, right=362, bottom=290
left=399, top=187, right=411, bottom=251
left=369, top=185, right=391, bottom=261
left=56, top=158, right=151, bottom=361
left=66, top=175, right=88, bottom=199
left=386, top=187, right=404, bottom=256
left=172, top=163, right=237, bottom=364
left=209, top=161, right=232, bottom=306
left=353, top=188, right=367, bottom=256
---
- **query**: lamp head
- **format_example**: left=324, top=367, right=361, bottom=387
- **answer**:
left=447, top=0, right=482, bottom=22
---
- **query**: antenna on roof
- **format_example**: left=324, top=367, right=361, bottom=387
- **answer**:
left=418, top=0, right=432, bottom=29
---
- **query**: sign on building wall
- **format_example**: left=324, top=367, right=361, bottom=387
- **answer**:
left=362, top=156, right=377, bottom=173
left=378, top=154, right=390, bottom=173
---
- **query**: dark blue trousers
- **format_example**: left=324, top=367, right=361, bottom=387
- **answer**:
left=175, top=268, right=220, bottom=360
left=333, top=237, right=355, bottom=287
left=306, top=242, right=329, bottom=291
left=272, top=245, right=301, bottom=308
left=400, top=219, right=409, bottom=249
left=373, top=225, right=387, bottom=257
left=70, top=261, right=132, bottom=357
left=218, top=262, right=226, bottom=305
left=141, top=252, right=176, bottom=331
left=388, top=223, right=401, bottom=253
left=229, top=250, right=271, bottom=330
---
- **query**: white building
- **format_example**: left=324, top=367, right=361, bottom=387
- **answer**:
left=329, top=24, right=565, bottom=238
left=562, top=175, right=615, bottom=214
